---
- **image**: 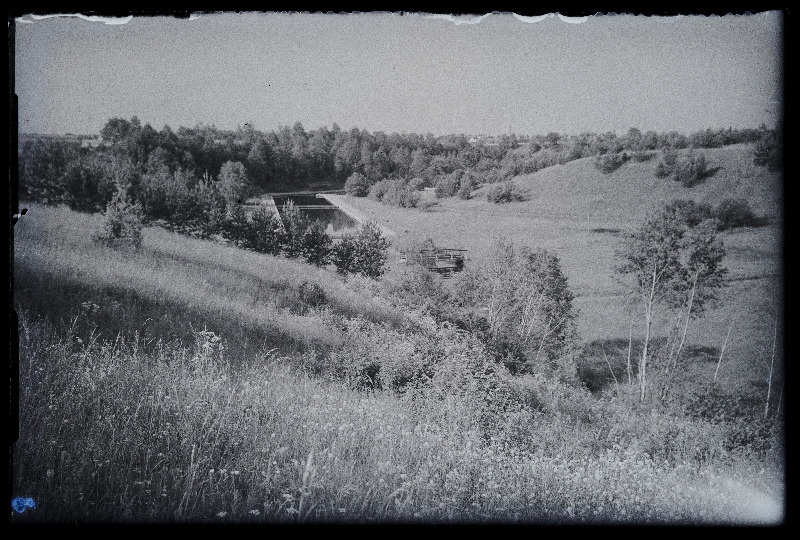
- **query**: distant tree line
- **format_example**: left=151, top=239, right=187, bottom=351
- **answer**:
left=19, top=117, right=775, bottom=214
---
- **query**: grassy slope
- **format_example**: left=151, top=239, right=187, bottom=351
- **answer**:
left=14, top=203, right=409, bottom=362
left=11, top=192, right=784, bottom=524
left=338, top=143, right=783, bottom=391
left=14, top=313, right=782, bottom=524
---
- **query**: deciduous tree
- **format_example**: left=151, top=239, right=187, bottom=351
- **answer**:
left=217, top=160, right=251, bottom=208
left=617, top=204, right=727, bottom=400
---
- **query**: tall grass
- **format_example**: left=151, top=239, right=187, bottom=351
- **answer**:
left=12, top=203, right=784, bottom=524
left=13, top=313, right=782, bottom=524
left=14, top=203, right=409, bottom=361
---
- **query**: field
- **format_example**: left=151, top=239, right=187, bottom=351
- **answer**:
left=11, top=143, right=784, bottom=524
left=341, top=144, right=783, bottom=394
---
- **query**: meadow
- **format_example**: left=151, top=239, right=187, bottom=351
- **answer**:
left=344, top=144, right=783, bottom=396
left=11, top=141, right=784, bottom=524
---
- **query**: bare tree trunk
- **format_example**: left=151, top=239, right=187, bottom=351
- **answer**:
left=603, top=347, right=620, bottom=396
left=640, top=267, right=657, bottom=402
left=673, top=275, right=697, bottom=371
left=714, top=318, right=733, bottom=383
left=661, top=276, right=698, bottom=401
left=764, top=316, right=778, bottom=419
left=640, top=302, right=652, bottom=401
left=626, top=315, right=634, bottom=386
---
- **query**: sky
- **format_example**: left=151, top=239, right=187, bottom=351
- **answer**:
left=14, top=11, right=783, bottom=137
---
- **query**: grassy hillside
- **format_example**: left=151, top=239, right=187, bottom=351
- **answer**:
left=14, top=203, right=410, bottom=363
left=496, top=143, right=782, bottom=224
left=337, top=144, right=782, bottom=398
left=12, top=200, right=784, bottom=524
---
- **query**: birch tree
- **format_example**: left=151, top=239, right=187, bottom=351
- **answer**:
left=455, top=239, right=577, bottom=377
left=617, top=203, right=727, bottom=401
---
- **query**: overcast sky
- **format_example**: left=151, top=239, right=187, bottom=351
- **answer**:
left=14, top=11, right=783, bottom=136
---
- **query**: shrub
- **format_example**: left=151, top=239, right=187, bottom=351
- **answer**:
left=63, top=157, right=116, bottom=213
left=714, top=198, right=766, bottom=230
left=655, top=147, right=679, bottom=178
left=368, top=178, right=393, bottom=201
left=594, top=152, right=628, bottom=174
left=93, top=183, right=143, bottom=251
left=332, top=234, right=359, bottom=276
left=434, top=170, right=463, bottom=198
left=664, top=199, right=714, bottom=228
left=457, top=174, right=475, bottom=199
left=486, top=181, right=526, bottom=203
left=386, top=244, right=452, bottom=320
left=631, top=150, right=655, bottom=162
left=674, top=151, right=707, bottom=187
left=221, top=204, right=251, bottom=248
left=451, top=240, right=578, bottom=378
left=407, top=177, right=426, bottom=191
left=752, top=129, right=782, bottom=171
left=301, top=220, right=333, bottom=266
left=383, top=183, right=420, bottom=208
left=368, top=178, right=419, bottom=208
left=280, top=200, right=310, bottom=259
left=332, top=220, right=389, bottom=279
left=293, top=280, right=327, bottom=315
left=344, top=172, right=370, bottom=197
left=245, top=205, right=284, bottom=255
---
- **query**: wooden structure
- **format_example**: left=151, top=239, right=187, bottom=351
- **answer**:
left=400, top=248, right=467, bottom=277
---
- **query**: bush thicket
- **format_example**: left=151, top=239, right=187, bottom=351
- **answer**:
left=434, top=170, right=464, bottom=198
left=301, top=220, right=333, bottom=267
left=714, top=198, right=766, bottom=230
left=655, top=147, right=679, bottom=178
left=332, top=220, right=389, bottom=278
left=457, top=174, right=475, bottom=199
left=93, top=182, right=143, bottom=250
left=451, top=240, right=578, bottom=378
left=63, top=156, right=117, bottom=213
left=344, top=172, right=370, bottom=197
left=752, top=123, right=782, bottom=171
left=674, top=151, right=708, bottom=187
left=664, top=199, right=714, bottom=228
left=244, top=205, right=285, bottom=255
left=594, top=152, right=628, bottom=174
left=486, top=181, right=526, bottom=203
left=280, top=200, right=310, bottom=259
